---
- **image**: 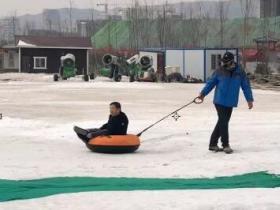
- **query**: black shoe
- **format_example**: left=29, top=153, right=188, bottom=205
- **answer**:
left=74, top=126, right=88, bottom=136
left=223, top=146, right=233, bottom=154
left=76, top=134, right=89, bottom=144
left=209, top=146, right=223, bottom=152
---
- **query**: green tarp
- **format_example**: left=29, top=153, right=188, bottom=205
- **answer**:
left=92, top=17, right=280, bottom=49
left=0, top=172, right=279, bottom=202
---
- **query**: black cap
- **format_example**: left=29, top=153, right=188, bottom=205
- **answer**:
left=221, top=52, right=234, bottom=63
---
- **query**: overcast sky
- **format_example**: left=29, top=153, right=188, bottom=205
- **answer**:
left=0, top=0, right=222, bottom=17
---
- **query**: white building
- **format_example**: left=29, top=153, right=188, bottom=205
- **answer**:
left=139, top=48, right=239, bottom=82
left=0, top=46, right=19, bottom=72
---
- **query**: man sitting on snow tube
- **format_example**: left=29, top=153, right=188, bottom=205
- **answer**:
left=74, top=102, right=129, bottom=144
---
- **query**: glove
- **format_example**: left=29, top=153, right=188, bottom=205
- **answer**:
left=198, top=93, right=205, bottom=101
left=86, top=133, right=93, bottom=139
left=248, top=101, right=253, bottom=110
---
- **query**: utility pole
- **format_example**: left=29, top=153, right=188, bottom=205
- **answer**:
left=69, top=0, right=73, bottom=34
left=97, top=2, right=110, bottom=47
left=12, top=16, right=16, bottom=45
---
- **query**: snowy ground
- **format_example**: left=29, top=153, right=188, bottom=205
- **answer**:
left=0, top=74, right=279, bottom=209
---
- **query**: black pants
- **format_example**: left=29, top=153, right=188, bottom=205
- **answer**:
left=77, top=128, right=109, bottom=144
left=209, top=104, right=233, bottom=148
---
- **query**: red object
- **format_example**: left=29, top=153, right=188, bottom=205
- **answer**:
left=242, top=49, right=264, bottom=62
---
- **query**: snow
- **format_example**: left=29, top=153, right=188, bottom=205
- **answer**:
left=17, top=40, right=37, bottom=48
left=0, top=73, right=279, bottom=209
left=2, top=189, right=280, bottom=210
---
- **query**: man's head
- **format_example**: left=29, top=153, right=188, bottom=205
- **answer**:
left=110, top=102, right=122, bottom=116
left=221, top=52, right=235, bottom=69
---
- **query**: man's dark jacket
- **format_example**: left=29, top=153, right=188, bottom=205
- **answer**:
left=100, top=112, right=129, bottom=135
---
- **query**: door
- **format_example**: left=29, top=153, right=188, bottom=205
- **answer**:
left=0, top=53, right=3, bottom=69
left=22, top=56, right=32, bottom=72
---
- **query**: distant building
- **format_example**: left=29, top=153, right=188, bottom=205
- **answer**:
left=0, top=36, right=92, bottom=74
left=260, top=0, right=280, bottom=17
left=77, top=19, right=107, bottom=37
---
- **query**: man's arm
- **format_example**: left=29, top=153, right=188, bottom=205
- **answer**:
left=123, top=115, right=129, bottom=134
left=240, top=70, right=254, bottom=109
left=199, top=71, right=218, bottom=99
left=100, top=123, right=107, bottom=130
left=99, top=115, right=111, bottom=129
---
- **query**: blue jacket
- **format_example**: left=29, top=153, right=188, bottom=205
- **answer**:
left=201, top=64, right=254, bottom=108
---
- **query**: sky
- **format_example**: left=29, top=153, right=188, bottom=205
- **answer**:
left=0, top=0, right=221, bottom=17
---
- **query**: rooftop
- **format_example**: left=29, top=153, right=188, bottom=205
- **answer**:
left=15, top=35, right=92, bottom=49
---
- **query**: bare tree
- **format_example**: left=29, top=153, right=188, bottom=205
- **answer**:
left=68, top=0, right=74, bottom=34
left=139, top=0, right=154, bottom=48
left=127, top=0, right=143, bottom=49
left=259, top=17, right=271, bottom=74
left=239, top=0, right=254, bottom=48
left=187, top=2, right=206, bottom=47
left=216, top=0, right=229, bottom=47
left=156, top=2, right=168, bottom=48
left=11, top=11, right=18, bottom=45
left=239, top=0, right=254, bottom=68
left=201, top=11, right=211, bottom=47
left=23, top=20, right=35, bottom=35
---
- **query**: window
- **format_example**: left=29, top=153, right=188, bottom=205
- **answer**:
left=211, top=54, right=222, bottom=70
left=211, top=55, right=216, bottom=70
left=33, top=57, right=47, bottom=69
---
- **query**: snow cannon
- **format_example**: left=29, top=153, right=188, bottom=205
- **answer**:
left=127, top=54, right=156, bottom=82
left=102, top=54, right=119, bottom=66
left=60, top=53, right=76, bottom=78
left=139, top=55, right=153, bottom=70
left=86, top=135, right=140, bottom=154
left=100, top=54, right=122, bottom=82
left=126, top=54, right=139, bottom=65
left=53, top=53, right=90, bottom=82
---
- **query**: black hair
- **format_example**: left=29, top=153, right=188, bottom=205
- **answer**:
left=110, top=102, right=121, bottom=109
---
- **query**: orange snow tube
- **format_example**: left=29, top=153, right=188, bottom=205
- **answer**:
left=87, top=135, right=140, bottom=154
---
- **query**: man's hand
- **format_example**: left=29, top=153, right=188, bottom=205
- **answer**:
left=248, top=101, right=253, bottom=109
left=198, top=93, right=205, bottom=102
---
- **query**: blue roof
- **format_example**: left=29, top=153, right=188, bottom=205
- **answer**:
left=140, top=47, right=238, bottom=53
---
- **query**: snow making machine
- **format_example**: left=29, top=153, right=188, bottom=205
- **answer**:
left=127, top=54, right=156, bottom=82
left=100, top=54, right=123, bottom=82
left=53, top=53, right=90, bottom=82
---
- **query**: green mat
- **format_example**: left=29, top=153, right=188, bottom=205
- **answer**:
left=0, top=172, right=279, bottom=202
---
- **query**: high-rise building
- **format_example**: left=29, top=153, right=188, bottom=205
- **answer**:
left=260, top=0, right=280, bottom=17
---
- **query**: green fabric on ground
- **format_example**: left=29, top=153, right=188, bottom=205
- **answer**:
left=0, top=172, right=279, bottom=202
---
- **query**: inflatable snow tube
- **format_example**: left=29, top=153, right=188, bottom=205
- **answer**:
left=87, top=135, right=140, bottom=154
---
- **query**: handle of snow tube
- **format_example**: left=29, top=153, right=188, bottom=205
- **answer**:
left=193, top=97, right=203, bottom=104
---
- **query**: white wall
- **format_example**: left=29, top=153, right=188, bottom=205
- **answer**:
left=139, top=51, right=158, bottom=71
left=165, top=50, right=184, bottom=75
left=3, top=50, right=19, bottom=70
left=184, top=50, right=204, bottom=80
left=205, top=49, right=238, bottom=80
left=141, top=49, right=238, bottom=82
